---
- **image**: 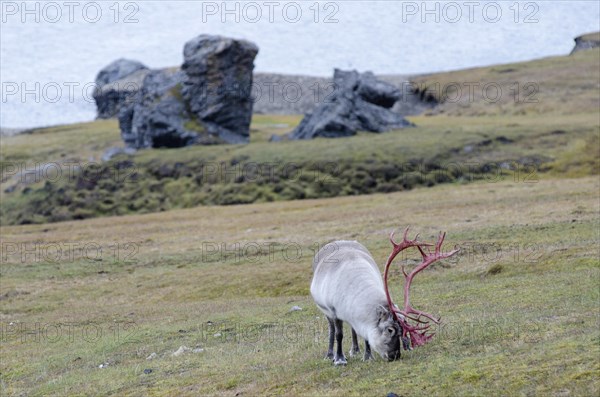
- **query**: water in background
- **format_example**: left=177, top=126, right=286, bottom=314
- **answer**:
left=1, top=0, right=598, bottom=129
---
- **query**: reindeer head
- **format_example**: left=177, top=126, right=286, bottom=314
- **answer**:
left=369, top=305, right=403, bottom=361
left=383, top=228, right=459, bottom=353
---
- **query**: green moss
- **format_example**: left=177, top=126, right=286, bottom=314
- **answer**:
left=183, top=118, right=205, bottom=134
left=169, top=82, right=184, bottom=102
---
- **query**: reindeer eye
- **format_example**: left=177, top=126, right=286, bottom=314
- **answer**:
left=387, top=327, right=395, bottom=336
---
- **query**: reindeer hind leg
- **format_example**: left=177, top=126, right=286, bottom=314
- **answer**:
left=333, top=319, right=347, bottom=366
left=325, top=317, right=335, bottom=359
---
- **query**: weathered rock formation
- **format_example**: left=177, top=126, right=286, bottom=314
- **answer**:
left=251, top=73, right=435, bottom=116
left=288, top=69, right=413, bottom=140
left=118, top=35, right=258, bottom=148
left=93, top=67, right=432, bottom=123
left=93, top=59, right=149, bottom=119
left=180, top=35, right=259, bottom=144
left=571, top=32, right=600, bottom=54
left=119, top=68, right=196, bottom=148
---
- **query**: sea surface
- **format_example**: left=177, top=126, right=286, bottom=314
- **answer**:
left=1, top=0, right=599, bottom=129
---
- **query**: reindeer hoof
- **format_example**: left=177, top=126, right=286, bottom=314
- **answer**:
left=333, top=355, right=347, bottom=366
left=363, top=352, right=374, bottom=361
left=325, top=352, right=334, bottom=360
left=349, top=348, right=360, bottom=357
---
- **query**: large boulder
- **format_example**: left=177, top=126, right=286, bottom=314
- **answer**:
left=94, top=69, right=150, bottom=119
left=181, top=35, right=258, bottom=143
left=288, top=69, right=413, bottom=140
left=251, top=73, right=436, bottom=116
left=119, top=68, right=201, bottom=148
left=93, top=59, right=149, bottom=119
left=95, top=58, right=148, bottom=87
left=119, top=35, right=258, bottom=149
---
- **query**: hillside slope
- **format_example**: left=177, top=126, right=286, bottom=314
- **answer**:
left=1, top=50, right=598, bottom=226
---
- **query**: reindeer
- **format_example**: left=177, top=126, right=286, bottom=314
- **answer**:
left=310, top=228, right=458, bottom=365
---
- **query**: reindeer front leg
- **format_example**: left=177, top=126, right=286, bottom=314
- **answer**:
left=333, top=319, right=347, bottom=365
left=363, top=340, right=374, bottom=361
left=349, top=328, right=361, bottom=357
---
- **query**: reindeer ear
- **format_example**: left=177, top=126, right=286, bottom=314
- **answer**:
left=376, top=305, right=390, bottom=323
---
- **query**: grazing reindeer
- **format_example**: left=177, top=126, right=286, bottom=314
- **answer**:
left=310, top=228, right=458, bottom=365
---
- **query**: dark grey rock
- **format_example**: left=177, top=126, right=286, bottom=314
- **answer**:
left=93, top=59, right=149, bottom=119
left=570, top=32, right=600, bottom=54
left=119, top=68, right=203, bottom=148
left=95, top=58, right=148, bottom=87
left=289, top=69, right=414, bottom=140
left=356, top=72, right=401, bottom=108
left=118, top=35, right=258, bottom=149
left=378, top=75, right=438, bottom=116
left=181, top=34, right=259, bottom=144
left=94, top=69, right=150, bottom=119
left=252, top=73, right=435, bottom=116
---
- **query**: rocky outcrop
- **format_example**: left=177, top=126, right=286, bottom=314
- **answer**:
left=180, top=35, right=259, bottom=144
left=119, top=68, right=199, bottom=148
left=94, top=69, right=150, bottom=119
left=571, top=32, right=600, bottom=54
left=288, top=69, right=413, bottom=140
left=95, top=59, right=148, bottom=87
left=251, top=73, right=435, bottom=116
left=118, top=35, right=258, bottom=149
left=93, top=67, right=432, bottom=121
left=93, top=59, right=149, bottom=119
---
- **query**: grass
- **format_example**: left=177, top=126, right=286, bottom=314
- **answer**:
left=0, top=48, right=599, bottom=395
left=411, top=48, right=600, bottom=116
left=579, top=31, right=600, bottom=43
left=1, top=108, right=598, bottom=225
left=1, top=177, right=598, bottom=396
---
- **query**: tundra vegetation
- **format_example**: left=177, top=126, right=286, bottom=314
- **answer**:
left=0, top=49, right=598, bottom=395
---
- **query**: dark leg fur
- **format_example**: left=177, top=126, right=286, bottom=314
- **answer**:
left=363, top=340, right=374, bottom=361
left=333, top=319, right=347, bottom=365
left=326, top=317, right=335, bottom=359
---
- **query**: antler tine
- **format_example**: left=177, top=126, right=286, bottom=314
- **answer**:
left=402, top=227, right=417, bottom=244
left=436, top=231, right=446, bottom=252
left=435, top=231, right=461, bottom=258
left=391, top=227, right=410, bottom=242
left=390, top=227, right=433, bottom=252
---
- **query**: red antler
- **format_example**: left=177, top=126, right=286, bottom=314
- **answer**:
left=383, top=228, right=459, bottom=348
